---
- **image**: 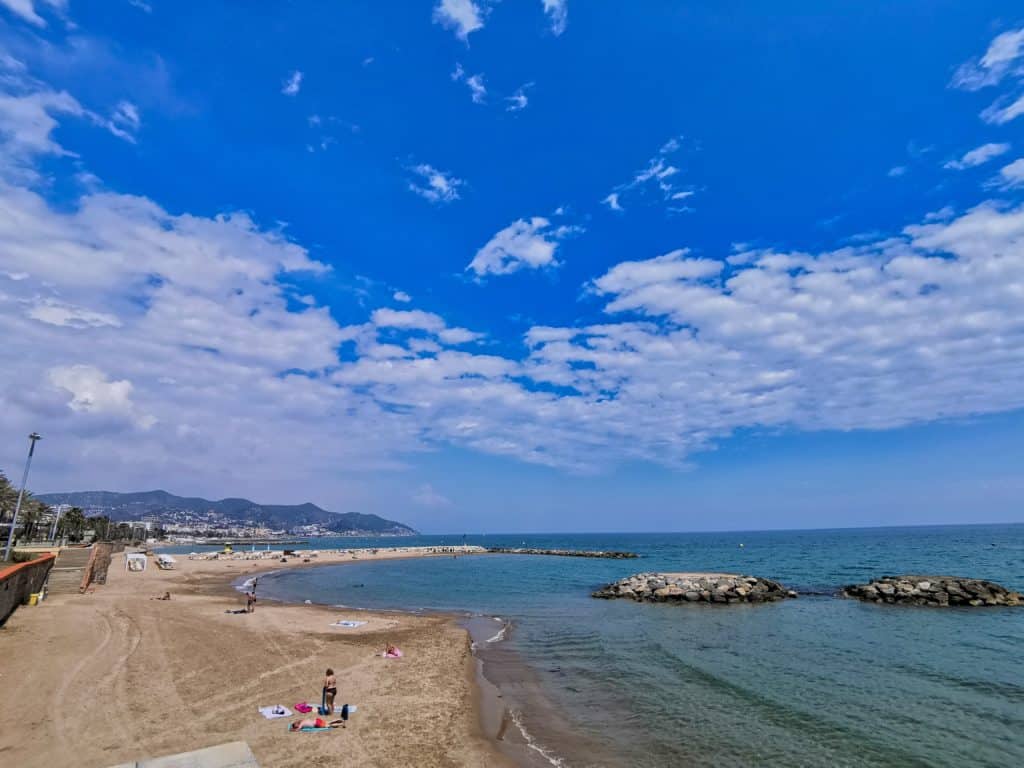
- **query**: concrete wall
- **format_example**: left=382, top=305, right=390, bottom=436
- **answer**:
left=0, top=553, right=56, bottom=627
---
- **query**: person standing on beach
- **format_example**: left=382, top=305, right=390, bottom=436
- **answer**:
left=246, top=591, right=255, bottom=613
left=323, top=668, right=337, bottom=715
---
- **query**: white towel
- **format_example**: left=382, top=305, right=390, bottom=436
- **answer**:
left=259, top=705, right=292, bottom=719
left=331, top=620, right=368, bottom=628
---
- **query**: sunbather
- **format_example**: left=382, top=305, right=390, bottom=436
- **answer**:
left=289, top=717, right=344, bottom=731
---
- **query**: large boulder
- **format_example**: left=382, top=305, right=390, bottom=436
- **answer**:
left=593, top=572, right=796, bottom=604
left=842, top=576, right=1022, bottom=607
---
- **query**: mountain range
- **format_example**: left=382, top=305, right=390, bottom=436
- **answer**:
left=36, top=489, right=417, bottom=535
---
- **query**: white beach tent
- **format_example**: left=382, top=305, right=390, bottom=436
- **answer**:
left=125, top=552, right=147, bottom=572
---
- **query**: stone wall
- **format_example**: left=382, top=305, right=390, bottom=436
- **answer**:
left=0, top=553, right=56, bottom=626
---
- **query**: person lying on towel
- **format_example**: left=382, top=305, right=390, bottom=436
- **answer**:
left=289, top=717, right=344, bottom=731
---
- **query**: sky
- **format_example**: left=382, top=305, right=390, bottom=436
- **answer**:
left=0, top=1, right=1023, bottom=533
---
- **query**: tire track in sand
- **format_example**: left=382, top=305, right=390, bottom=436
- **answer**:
left=52, top=609, right=114, bottom=752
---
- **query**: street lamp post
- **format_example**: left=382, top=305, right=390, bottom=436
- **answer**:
left=4, top=432, right=42, bottom=561
left=49, top=504, right=66, bottom=543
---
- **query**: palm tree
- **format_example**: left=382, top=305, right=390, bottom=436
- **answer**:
left=0, top=471, right=17, bottom=523
left=58, top=507, right=87, bottom=542
left=18, top=497, right=48, bottom=542
left=87, top=515, right=111, bottom=541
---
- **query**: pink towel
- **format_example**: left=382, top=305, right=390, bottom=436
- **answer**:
left=295, top=702, right=313, bottom=713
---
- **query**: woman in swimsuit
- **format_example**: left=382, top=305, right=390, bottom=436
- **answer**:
left=323, top=668, right=337, bottom=714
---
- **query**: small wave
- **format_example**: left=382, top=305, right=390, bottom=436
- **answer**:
left=510, top=709, right=567, bottom=768
left=237, top=571, right=279, bottom=592
left=486, top=622, right=509, bottom=643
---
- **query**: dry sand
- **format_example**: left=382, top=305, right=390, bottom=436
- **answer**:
left=0, top=548, right=516, bottom=768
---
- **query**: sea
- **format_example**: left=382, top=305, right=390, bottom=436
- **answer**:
left=163, top=525, right=1024, bottom=767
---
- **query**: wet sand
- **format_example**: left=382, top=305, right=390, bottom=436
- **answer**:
left=0, top=548, right=516, bottom=768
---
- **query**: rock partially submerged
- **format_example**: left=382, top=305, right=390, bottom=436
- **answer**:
left=593, top=572, right=797, bottom=604
left=843, top=575, right=1023, bottom=607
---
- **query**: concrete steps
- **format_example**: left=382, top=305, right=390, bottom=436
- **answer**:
left=46, top=547, right=93, bottom=595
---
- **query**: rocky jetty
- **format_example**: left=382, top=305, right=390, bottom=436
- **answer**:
left=593, top=572, right=797, bottom=603
left=842, top=575, right=1023, bottom=607
left=487, top=547, right=638, bottom=559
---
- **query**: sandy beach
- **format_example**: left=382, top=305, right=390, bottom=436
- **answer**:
left=0, top=547, right=516, bottom=768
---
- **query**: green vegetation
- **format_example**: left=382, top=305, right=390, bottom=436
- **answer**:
left=0, top=471, right=136, bottom=545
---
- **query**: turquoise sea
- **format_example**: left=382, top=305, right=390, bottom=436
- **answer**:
left=186, top=525, right=1024, bottom=767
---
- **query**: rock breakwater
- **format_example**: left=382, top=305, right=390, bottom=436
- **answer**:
left=487, top=548, right=638, bottom=559
left=593, top=572, right=797, bottom=603
left=843, top=575, right=1023, bottom=607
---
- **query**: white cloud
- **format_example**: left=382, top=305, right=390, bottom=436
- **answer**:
left=49, top=365, right=154, bottom=429
left=603, top=136, right=693, bottom=213
left=106, top=101, right=141, bottom=142
left=944, top=142, right=1011, bottom=170
left=128, top=0, right=153, bottom=11
left=0, top=87, right=82, bottom=171
left=952, top=29, right=1024, bottom=127
left=542, top=0, right=568, bottom=36
left=372, top=308, right=446, bottom=333
left=981, top=93, right=1024, bottom=125
left=506, top=83, right=531, bottom=112
left=407, top=163, right=464, bottom=204
left=0, top=53, right=26, bottom=72
left=602, top=192, right=623, bottom=211
left=433, top=0, right=485, bottom=41
left=887, top=165, right=907, bottom=178
left=468, top=217, right=573, bottom=277
left=393, top=291, right=412, bottom=303
left=371, top=308, right=481, bottom=345
left=281, top=70, right=303, bottom=96
left=590, top=249, right=723, bottom=295
left=28, top=298, right=121, bottom=328
left=412, top=483, right=452, bottom=508
left=0, top=0, right=65, bottom=28
left=8, top=30, right=1024, bottom=496
left=515, top=202, right=1024, bottom=467
left=993, top=158, right=1024, bottom=188
left=951, top=28, right=1024, bottom=91
left=451, top=63, right=486, bottom=104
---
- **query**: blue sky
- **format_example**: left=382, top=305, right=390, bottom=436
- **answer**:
left=1, top=1, right=1023, bottom=533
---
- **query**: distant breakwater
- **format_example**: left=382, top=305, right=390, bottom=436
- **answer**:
left=486, top=547, right=638, bottom=559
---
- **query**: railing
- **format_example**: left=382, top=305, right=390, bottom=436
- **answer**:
left=0, top=553, right=56, bottom=626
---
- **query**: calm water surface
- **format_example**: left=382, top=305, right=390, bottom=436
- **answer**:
left=246, top=526, right=1023, bottom=767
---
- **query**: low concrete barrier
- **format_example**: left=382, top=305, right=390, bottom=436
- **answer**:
left=0, top=553, right=56, bottom=626
left=106, top=740, right=259, bottom=767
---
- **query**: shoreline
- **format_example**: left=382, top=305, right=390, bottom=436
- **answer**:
left=0, top=545, right=521, bottom=768
left=218, top=548, right=578, bottom=768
